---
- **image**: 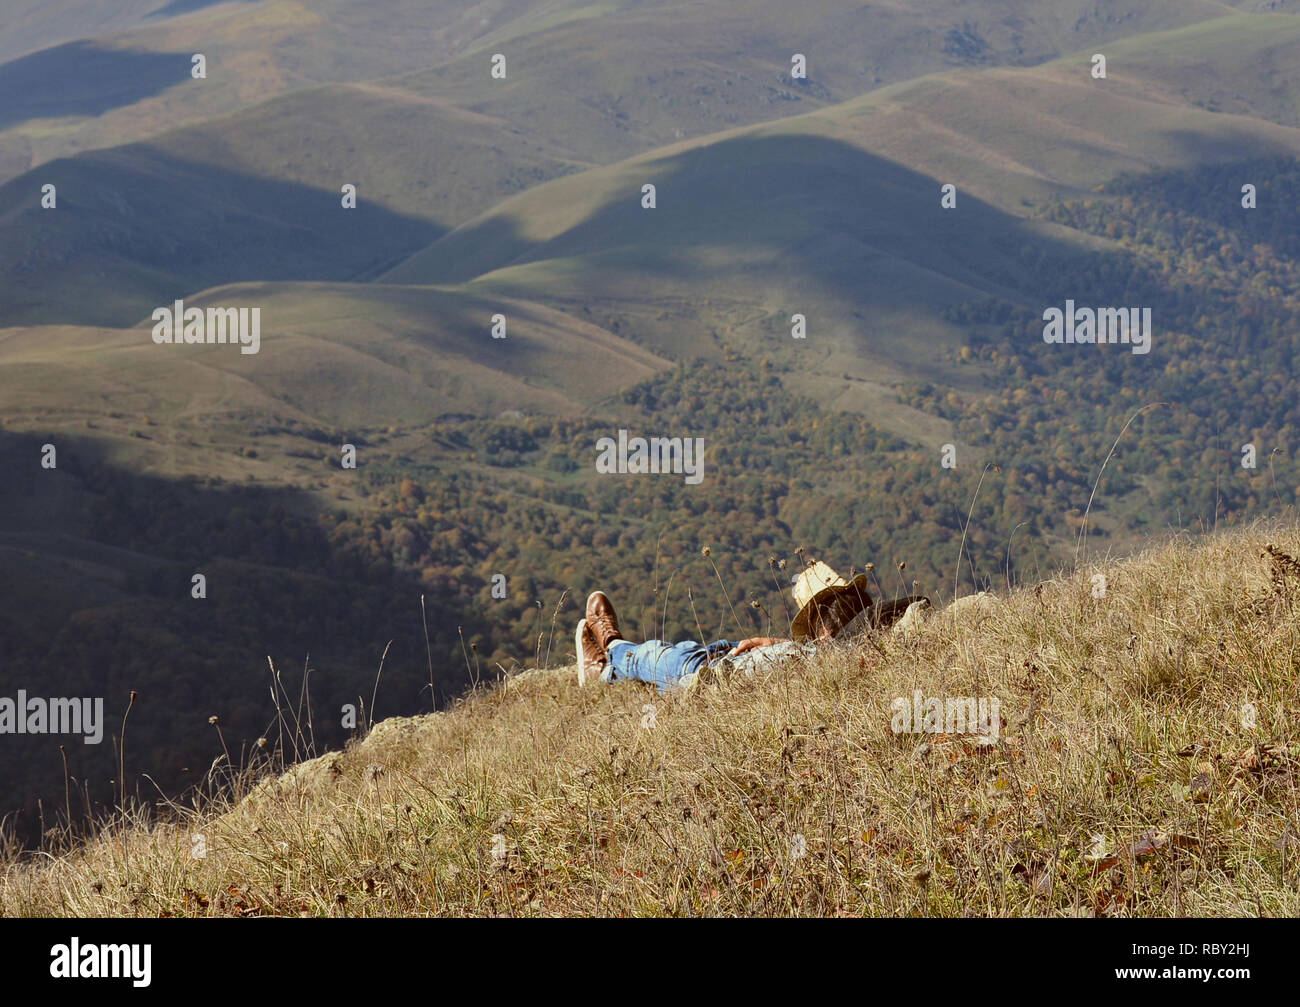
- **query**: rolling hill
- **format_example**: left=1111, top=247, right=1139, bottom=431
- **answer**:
left=377, top=13, right=1300, bottom=423
left=2, top=0, right=1264, bottom=186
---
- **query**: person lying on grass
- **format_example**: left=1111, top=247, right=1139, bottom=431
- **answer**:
left=576, top=560, right=928, bottom=692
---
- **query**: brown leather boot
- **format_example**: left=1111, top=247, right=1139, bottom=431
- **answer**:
left=575, top=618, right=605, bottom=687
left=585, top=591, right=624, bottom=652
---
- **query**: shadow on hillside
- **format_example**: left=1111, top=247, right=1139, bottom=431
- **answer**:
left=1110, top=145, right=1300, bottom=255
left=0, top=42, right=189, bottom=131
left=0, top=429, right=482, bottom=847
left=0, top=148, right=447, bottom=327
left=392, top=134, right=1284, bottom=324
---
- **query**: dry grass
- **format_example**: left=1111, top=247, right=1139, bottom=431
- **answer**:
left=3, top=523, right=1300, bottom=917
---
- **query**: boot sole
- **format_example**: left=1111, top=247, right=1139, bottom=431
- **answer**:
left=576, top=618, right=593, bottom=687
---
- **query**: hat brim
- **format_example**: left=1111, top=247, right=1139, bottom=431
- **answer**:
left=791, top=574, right=872, bottom=642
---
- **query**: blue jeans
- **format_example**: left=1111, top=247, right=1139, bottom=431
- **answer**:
left=604, top=639, right=737, bottom=692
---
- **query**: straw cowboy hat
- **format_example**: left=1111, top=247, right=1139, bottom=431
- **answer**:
left=790, top=560, right=872, bottom=642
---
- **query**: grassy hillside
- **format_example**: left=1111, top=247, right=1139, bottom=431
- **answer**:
left=378, top=14, right=1300, bottom=406
left=0, top=146, right=442, bottom=328
left=0, top=282, right=668, bottom=442
left=5, top=3, right=1300, bottom=864
left=0, top=0, right=585, bottom=182
left=1, top=0, right=1255, bottom=185
left=7, top=11, right=1300, bottom=330
left=3, top=523, right=1298, bottom=917
left=385, top=13, right=1300, bottom=286
left=381, top=0, right=1248, bottom=168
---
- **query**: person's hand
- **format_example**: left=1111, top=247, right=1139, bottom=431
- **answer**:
left=727, top=637, right=789, bottom=657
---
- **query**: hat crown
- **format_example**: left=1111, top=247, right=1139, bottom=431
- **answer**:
left=792, top=560, right=849, bottom=608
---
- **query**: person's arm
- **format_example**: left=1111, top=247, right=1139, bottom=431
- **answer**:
left=726, top=637, right=791, bottom=657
